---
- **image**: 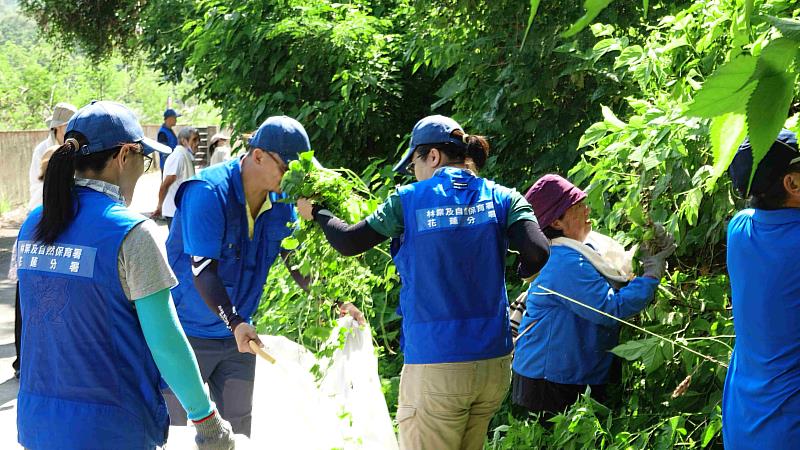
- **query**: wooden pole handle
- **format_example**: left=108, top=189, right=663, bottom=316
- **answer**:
left=249, top=340, right=276, bottom=364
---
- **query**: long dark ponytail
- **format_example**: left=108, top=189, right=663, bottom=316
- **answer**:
left=35, top=132, right=122, bottom=244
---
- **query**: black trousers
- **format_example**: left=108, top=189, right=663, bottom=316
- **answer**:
left=13, top=282, right=20, bottom=372
left=510, top=371, right=607, bottom=422
left=162, top=336, right=257, bottom=436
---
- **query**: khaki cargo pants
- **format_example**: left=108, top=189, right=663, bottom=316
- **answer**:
left=397, top=354, right=512, bottom=450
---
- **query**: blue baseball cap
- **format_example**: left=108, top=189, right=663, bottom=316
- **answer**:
left=248, top=116, right=310, bottom=163
left=66, top=101, right=172, bottom=156
left=729, top=129, right=800, bottom=196
left=163, top=108, right=181, bottom=119
left=393, top=115, right=466, bottom=172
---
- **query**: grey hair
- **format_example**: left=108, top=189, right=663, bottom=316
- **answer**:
left=178, top=126, right=199, bottom=143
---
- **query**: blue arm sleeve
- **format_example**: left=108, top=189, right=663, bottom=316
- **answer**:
left=541, top=251, right=659, bottom=328
left=180, top=182, right=225, bottom=259
left=135, top=288, right=214, bottom=421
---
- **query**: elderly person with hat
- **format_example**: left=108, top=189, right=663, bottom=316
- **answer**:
left=153, top=126, right=200, bottom=227
left=511, top=174, right=675, bottom=419
left=296, top=115, right=551, bottom=450
left=163, top=116, right=363, bottom=436
left=722, top=129, right=800, bottom=450
left=28, top=102, right=77, bottom=210
left=15, top=101, right=234, bottom=449
left=208, top=132, right=232, bottom=166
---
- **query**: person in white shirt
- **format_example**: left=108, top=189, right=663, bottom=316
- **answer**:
left=28, top=103, right=77, bottom=210
left=208, top=133, right=232, bottom=166
left=153, top=127, right=199, bottom=227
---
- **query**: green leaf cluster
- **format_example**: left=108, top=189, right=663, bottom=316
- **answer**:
left=686, top=16, right=800, bottom=193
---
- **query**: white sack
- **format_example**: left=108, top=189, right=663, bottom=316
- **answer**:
left=168, top=318, right=397, bottom=450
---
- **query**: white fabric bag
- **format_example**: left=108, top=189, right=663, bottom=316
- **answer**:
left=168, top=317, right=398, bottom=450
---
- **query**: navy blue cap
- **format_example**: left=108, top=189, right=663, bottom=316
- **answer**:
left=248, top=116, right=310, bottom=163
left=67, top=101, right=172, bottom=156
left=163, top=108, right=181, bottom=119
left=393, top=115, right=466, bottom=172
left=729, top=129, right=800, bottom=196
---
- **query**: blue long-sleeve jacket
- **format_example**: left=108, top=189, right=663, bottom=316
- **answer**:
left=512, top=245, right=658, bottom=385
left=723, top=209, right=800, bottom=450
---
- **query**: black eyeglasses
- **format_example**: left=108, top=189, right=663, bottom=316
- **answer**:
left=142, top=153, right=153, bottom=172
left=265, top=151, right=288, bottom=173
left=404, top=153, right=425, bottom=176
left=130, top=145, right=152, bottom=172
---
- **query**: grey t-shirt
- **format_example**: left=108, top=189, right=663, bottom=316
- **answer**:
left=118, top=219, right=178, bottom=300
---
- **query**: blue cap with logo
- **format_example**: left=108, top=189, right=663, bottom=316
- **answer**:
left=248, top=116, right=310, bottom=163
left=67, top=101, right=172, bottom=156
left=728, top=129, right=799, bottom=196
left=393, top=115, right=466, bottom=172
left=163, top=108, right=181, bottom=119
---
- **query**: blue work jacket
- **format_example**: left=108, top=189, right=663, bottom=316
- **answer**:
left=16, top=188, right=169, bottom=449
left=166, top=159, right=296, bottom=338
left=723, top=208, right=800, bottom=449
left=158, top=124, right=178, bottom=169
left=513, top=245, right=657, bottom=385
left=393, top=167, right=513, bottom=364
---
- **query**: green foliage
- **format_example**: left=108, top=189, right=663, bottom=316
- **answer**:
left=0, top=3, right=217, bottom=130
left=562, top=0, right=616, bottom=38
left=403, top=1, right=658, bottom=189
left=685, top=9, right=800, bottom=194
left=710, top=113, right=747, bottom=179
left=280, top=152, right=372, bottom=222
left=172, top=0, right=427, bottom=169
left=521, top=0, right=542, bottom=49
left=18, top=0, right=142, bottom=59
left=259, top=153, right=402, bottom=360
left=685, top=56, right=758, bottom=118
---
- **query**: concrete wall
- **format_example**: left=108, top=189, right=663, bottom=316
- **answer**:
left=0, top=125, right=181, bottom=209
left=0, top=129, right=50, bottom=209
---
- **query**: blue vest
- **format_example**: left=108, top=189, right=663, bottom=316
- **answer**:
left=166, top=159, right=295, bottom=338
left=393, top=167, right=513, bottom=364
left=16, top=188, right=169, bottom=450
left=158, top=124, right=178, bottom=168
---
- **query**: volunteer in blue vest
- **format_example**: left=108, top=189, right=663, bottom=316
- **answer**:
left=296, top=115, right=551, bottom=450
left=723, top=129, right=800, bottom=449
left=157, top=108, right=180, bottom=171
left=164, top=115, right=364, bottom=436
left=512, top=174, right=675, bottom=420
left=15, top=101, right=234, bottom=450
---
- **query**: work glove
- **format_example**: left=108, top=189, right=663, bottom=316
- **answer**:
left=640, top=223, right=677, bottom=280
left=193, top=410, right=236, bottom=450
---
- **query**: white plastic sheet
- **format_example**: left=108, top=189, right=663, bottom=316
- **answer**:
left=167, top=318, right=398, bottom=449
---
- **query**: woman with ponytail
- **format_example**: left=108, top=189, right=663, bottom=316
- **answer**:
left=296, top=115, right=551, bottom=450
left=15, top=101, right=235, bottom=450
